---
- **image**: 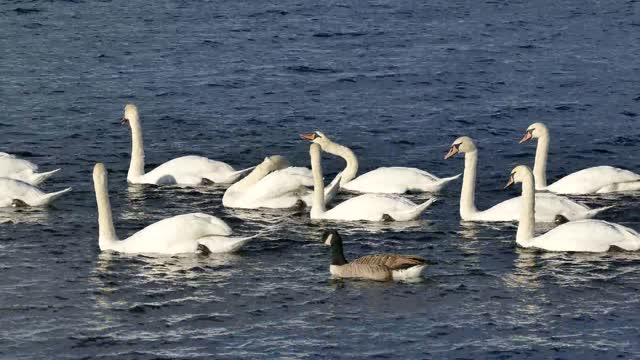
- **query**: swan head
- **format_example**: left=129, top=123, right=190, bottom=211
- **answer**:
left=121, top=104, right=139, bottom=126
left=322, top=229, right=341, bottom=246
left=504, top=165, right=533, bottom=188
left=520, top=122, right=548, bottom=143
left=300, top=131, right=331, bottom=147
left=444, top=136, right=476, bottom=159
left=93, top=163, right=109, bottom=187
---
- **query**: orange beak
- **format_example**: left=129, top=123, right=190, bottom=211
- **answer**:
left=444, top=146, right=459, bottom=160
left=300, top=133, right=317, bottom=141
left=519, top=132, right=533, bottom=144
left=504, top=176, right=515, bottom=189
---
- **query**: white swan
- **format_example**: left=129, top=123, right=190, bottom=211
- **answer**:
left=93, top=163, right=253, bottom=254
left=506, top=165, right=640, bottom=252
left=520, top=122, right=640, bottom=194
left=301, top=132, right=460, bottom=194
left=309, top=143, right=435, bottom=221
left=222, top=154, right=341, bottom=209
left=0, top=152, right=60, bottom=185
left=0, top=178, right=71, bottom=207
left=121, top=104, right=254, bottom=185
left=444, top=136, right=611, bottom=222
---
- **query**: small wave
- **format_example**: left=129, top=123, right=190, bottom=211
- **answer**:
left=312, top=32, right=367, bottom=38
left=286, top=65, right=339, bottom=74
left=13, top=8, right=41, bottom=14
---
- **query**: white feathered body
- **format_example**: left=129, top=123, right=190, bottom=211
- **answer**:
left=0, top=152, right=59, bottom=185
left=343, top=167, right=460, bottom=194
left=314, top=194, right=435, bottom=221
left=518, top=219, right=640, bottom=252
left=546, top=166, right=640, bottom=194
left=0, top=178, right=71, bottom=207
left=101, top=213, right=252, bottom=254
left=465, top=192, right=609, bottom=222
left=129, top=155, right=248, bottom=185
left=222, top=166, right=315, bottom=209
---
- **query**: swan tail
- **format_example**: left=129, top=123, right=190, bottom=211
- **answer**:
left=437, top=173, right=462, bottom=186
left=37, top=187, right=72, bottom=206
left=583, top=205, right=615, bottom=219
left=391, top=265, right=426, bottom=281
left=197, top=233, right=259, bottom=253
left=29, top=168, right=61, bottom=185
left=394, top=198, right=436, bottom=221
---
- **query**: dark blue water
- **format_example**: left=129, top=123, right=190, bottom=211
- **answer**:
left=1, top=0, right=640, bottom=358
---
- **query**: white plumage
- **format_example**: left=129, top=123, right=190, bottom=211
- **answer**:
left=0, top=152, right=60, bottom=185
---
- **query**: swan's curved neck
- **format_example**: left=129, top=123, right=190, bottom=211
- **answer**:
left=94, top=176, right=118, bottom=249
left=310, top=147, right=326, bottom=218
left=128, top=118, right=145, bottom=181
left=320, top=140, right=358, bottom=186
left=229, top=162, right=272, bottom=191
left=460, top=151, right=479, bottom=218
left=516, top=172, right=536, bottom=245
left=533, top=134, right=549, bottom=189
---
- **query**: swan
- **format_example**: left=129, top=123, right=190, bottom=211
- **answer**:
left=93, top=163, right=254, bottom=254
left=121, top=104, right=254, bottom=185
left=309, top=143, right=435, bottom=221
left=520, top=122, right=640, bottom=194
left=0, top=152, right=60, bottom=185
left=0, top=178, right=71, bottom=207
left=301, top=132, right=460, bottom=194
left=323, top=230, right=427, bottom=281
left=222, top=154, right=341, bottom=209
left=444, top=136, right=611, bottom=222
left=505, top=165, right=640, bottom=252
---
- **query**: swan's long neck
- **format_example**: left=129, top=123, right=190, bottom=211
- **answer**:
left=320, top=140, right=358, bottom=186
left=94, top=174, right=118, bottom=249
left=533, top=134, right=549, bottom=189
left=517, top=172, right=536, bottom=245
left=229, top=163, right=272, bottom=191
left=128, top=118, right=145, bottom=181
left=460, top=150, right=479, bottom=218
left=310, top=146, right=326, bottom=218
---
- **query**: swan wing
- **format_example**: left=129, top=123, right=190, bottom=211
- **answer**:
left=524, top=220, right=640, bottom=252
left=548, top=166, right=640, bottom=194
left=120, top=213, right=232, bottom=254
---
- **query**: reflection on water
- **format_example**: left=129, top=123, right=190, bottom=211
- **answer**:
left=90, top=251, right=242, bottom=314
left=0, top=208, right=50, bottom=225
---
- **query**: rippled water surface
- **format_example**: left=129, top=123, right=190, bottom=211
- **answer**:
left=1, top=0, right=640, bottom=358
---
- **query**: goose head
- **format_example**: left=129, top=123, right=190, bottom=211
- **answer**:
left=444, top=136, right=476, bottom=159
left=520, top=122, right=549, bottom=143
left=322, top=229, right=341, bottom=246
left=120, top=104, right=139, bottom=126
left=300, top=131, right=331, bottom=147
left=322, top=230, right=348, bottom=266
left=504, top=165, right=533, bottom=188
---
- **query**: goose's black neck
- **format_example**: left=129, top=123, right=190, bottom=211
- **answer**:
left=330, top=234, right=348, bottom=266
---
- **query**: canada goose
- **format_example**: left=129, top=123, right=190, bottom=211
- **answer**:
left=322, top=230, right=427, bottom=281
